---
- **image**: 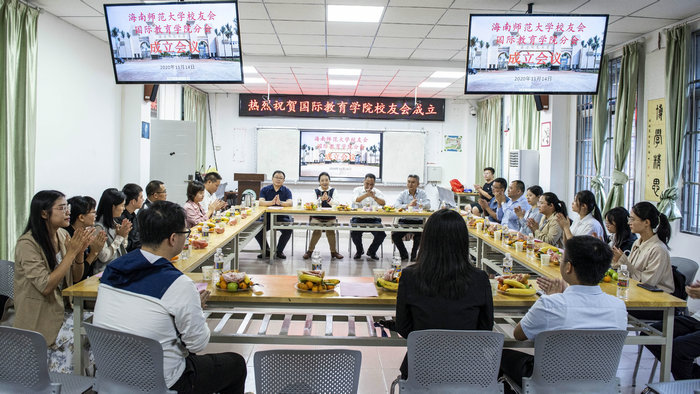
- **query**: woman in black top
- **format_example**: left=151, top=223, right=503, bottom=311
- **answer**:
left=396, top=209, right=494, bottom=378
left=605, top=207, right=637, bottom=252
left=303, top=172, right=343, bottom=260
left=65, top=196, right=107, bottom=281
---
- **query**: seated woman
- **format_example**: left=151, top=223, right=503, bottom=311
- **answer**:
left=14, top=190, right=94, bottom=373
left=66, top=195, right=107, bottom=281
left=303, top=172, right=343, bottom=260
left=525, top=192, right=567, bottom=248
left=184, top=180, right=222, bottom=228
left=514, top=185, right=543, bottom=236
left=605, top=207, right=637, bottom=253
left=556, top=190, right=606, bottom=242
left=612, top=201, right=673, bottom=293
left=94, top=188, right=131, bottom=273
left=395, top=209, right=493, bottom=379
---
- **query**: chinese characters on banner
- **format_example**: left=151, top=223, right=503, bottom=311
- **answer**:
left=239, top=94, right=445, bottom=121
left=126, top=10, right=216, bottom=54
left=645, top=98, right=666, bottom=202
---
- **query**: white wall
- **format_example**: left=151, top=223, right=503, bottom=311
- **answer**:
left=206, top=93, right=476, bottom=203
left=35, top=13, right=122, bottom=199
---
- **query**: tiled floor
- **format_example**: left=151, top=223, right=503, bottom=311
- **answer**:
left=0, top=231, right=674, bottom=393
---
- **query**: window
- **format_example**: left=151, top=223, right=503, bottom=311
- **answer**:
left=681, top=31, right=700, bottom=235
left=574, top=57, right=637, bottom=208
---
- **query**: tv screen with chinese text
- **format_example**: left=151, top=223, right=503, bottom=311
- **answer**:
left=299, top=130, right=383, bottom=182
left=104, top=1, right=243, bottom=84
left=465, top=14, right=608, bottom=94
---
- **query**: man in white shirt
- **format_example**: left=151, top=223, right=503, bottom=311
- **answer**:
left=93, top=201, right=246, bottom=393
left=200, top=172, right=226, bottom=214
left=498, top=180, right=531, bottom=230
left=351, top=173, right=386, bottom=260
left=391, top=174, right=430, bottom=261
left=500, top=236, right=628, bottom=390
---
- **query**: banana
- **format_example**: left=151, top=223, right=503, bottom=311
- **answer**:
left=324, top=279, right=340, bottom=285
left=503, top=279, right=527, bottom=289
left=538, top=246, right=559, bottom=253
left=505, top=287, right=537, bottom=295
left=377, top=278, right=399, bottom=290
left=299, top=274, right=323, bottom=283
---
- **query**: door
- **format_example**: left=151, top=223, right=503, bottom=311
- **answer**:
left=150, top=120, right=196, bottom=206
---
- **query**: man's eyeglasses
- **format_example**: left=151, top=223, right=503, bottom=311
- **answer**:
left=157, top=189, right=167, bottom=195
left=175, top=229, right=191, bottom=237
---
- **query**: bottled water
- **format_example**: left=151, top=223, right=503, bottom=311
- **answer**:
left=297, top=198, right=302, bottom=208
left=392, top=251, right=403, bottom=280
left=503, top=253, right=513, bottom=275
left=311, top=250, right=322, bottom=271
left=502, top=224, right=509, bottom=244
left=617, top=264, right=629, bottom=300
left=181, top=238, right=190, bottom=260
left=213, top=248, right=223, bottom=270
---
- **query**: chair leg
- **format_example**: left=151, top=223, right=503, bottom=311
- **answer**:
left=390, top=376, right=400, bottom=394
left=648, top=358, right=658, bottom=383
left=632, top=344, right=644, bottom=386
left=305, top=229, right=310, bottom=252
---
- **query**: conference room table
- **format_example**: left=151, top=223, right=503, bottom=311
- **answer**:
left=265, top=206, right=432, bottom=262
left=466, top=223, right=686, bottom=382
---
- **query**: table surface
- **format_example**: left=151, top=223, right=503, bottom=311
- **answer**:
left=266, top=206, right=433, bottom=218
left=455, top=192, right=480, bottom=196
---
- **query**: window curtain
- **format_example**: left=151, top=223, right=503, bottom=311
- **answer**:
left=0, top=0, right=39, bottom=260
left=183, top=85, right=207, bottom=170
left=658, top=25, right=690, bottom=220
left=475, top=96, right=502, bottom=181
left=509, top=95, right=540, bottom=150
left=591, top=54, right=609, bottom=210
left=604, top=43, right=639, bottom=213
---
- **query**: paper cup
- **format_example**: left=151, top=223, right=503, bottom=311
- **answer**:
left=202, top=266, right=214, bottom=281
left=476, top=222, right=484, bottom=232
left=515, top=242, right=524, bottom=252
left=540, top=254, right=551, bottom=266
left=494, top=230, right=502, bottom=241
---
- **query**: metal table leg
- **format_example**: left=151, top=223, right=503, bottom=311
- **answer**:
left=269, top=212, right=277, bottom=263
left=659, top=307, right=675, bottom=381
left=72, top=297, right=84, bottom=375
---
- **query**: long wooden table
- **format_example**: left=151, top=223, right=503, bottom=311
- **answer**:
left=467, top=224, right=686, bottom=382
left=266, top=207, right=433, bottom=261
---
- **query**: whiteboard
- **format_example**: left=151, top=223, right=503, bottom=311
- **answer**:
left=256, top=128, right=424, bottom=184
left=256, top=128, right=300, bottom=181
left=383, top=132, right=425, bottom=183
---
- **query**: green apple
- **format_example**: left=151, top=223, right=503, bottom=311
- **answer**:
left=611, top=272, right=618, bottom=281
left=227, top=282, right=239, bottom=291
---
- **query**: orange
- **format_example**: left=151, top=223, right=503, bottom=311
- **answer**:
left=239, top=283, right=247, bottom=290
left=306, top=281, right=314, bottom=289
left=603, top=275, right=612, bottom=283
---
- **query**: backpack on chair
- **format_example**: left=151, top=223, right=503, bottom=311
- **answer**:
left=449, top=179, right=464, bottom=193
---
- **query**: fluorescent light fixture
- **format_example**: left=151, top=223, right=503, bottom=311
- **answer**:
left=430, top=71, right=466, bottom=79
left=328, top=68, right=361, bottom=76
left=243, top=66, right=258, bottom=74
left=419, top=81, right=451, bottom=88
left=245, top=77, right=267, bottom=84
left=329, top=79, right=358, bottom=86
left=327, top=5, right=383, bottom=23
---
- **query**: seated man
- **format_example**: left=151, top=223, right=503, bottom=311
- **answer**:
left=498, top=180, right=530, bottom=230
left=391, top=174, right=430, bottom=262
left=142, top=180, right=167, bottom=209
left=477, top=177, right=508, bottom=222
left=471, top=167, right=495, bottom=215
left=500, top=236, right=627, bottom=391
left=645, top=281, right=700, bottom=380
left=351, top=173, right=386, bottom=260
left=93, top=201, right=246, bottom=393
left=201, top=171, right=227, bottom=214
left=256, top=170, right=293, bottom=259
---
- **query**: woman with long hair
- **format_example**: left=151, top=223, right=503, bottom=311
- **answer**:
left=66, top=195, right=107, bottom=280
left=556, top=190, right=606, bottom=242
left=14, top=190, right=94, bottom=372
left=94, top=188, right=132, bottom=273
left=395, top=209, right=493, bottom=379
left=605, top=207, right=637, bottom=253
left=612, top=202, right=673, bottom=293
left=526, top=192, right=567, bottom=248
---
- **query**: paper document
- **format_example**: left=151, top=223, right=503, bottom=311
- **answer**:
left=339, top=282, right=379, bottom=297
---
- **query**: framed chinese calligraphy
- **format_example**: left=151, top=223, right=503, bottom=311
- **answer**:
left=239, top=94, right=445, bottom=121
left=104, top=1, right=243, bottom=84
left=645, top=98, right=666, bottom=202
left=465, top=14, right=609, bottom=94
left=300, top=130, right=382, bottom=181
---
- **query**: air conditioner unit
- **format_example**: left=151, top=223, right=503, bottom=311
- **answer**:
left=508, top=150, right=539, bottom=187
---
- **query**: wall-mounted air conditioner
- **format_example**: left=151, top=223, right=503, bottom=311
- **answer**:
left=508, top=150, right=539, bottom=187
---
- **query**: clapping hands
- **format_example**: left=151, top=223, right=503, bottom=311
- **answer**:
left=115, top=218, right=133, bottom=238
left=536, top=277, right=567, bottom=295
left=66, top=227, right=95, bottom=257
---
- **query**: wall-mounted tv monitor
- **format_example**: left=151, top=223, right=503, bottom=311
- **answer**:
left=104, top=1, right=243, bottom=84
left=465, top=14, right=608, bottom=94
left=299, top=130, right=383, bottom=182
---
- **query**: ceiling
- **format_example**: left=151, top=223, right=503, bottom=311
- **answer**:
left=29, top=0, right=700, bottom=98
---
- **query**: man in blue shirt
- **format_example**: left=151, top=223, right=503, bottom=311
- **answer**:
left=391, top=174, right=430, bottom=261
left=498, top=180, right=531, bottom=230
left=499, top=236, right=628, bottom=391
left=256, top=170, right=293, bottom=259
left=478, top=178, right=508, bottom=222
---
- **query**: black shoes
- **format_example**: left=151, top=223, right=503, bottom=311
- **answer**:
left=275, top=251, right=286, bottom=259
left=257, top=251, right=271, bottom=259
left=367, top=253, right=380, bottom=260
left=353, top=251, right=364, bottom=260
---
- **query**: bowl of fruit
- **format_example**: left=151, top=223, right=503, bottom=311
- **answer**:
left=496, top=274, right=536, bottom=296
left=382, top=206, right=396, bottom=212
left=336, top=204, right=352, bottom=211
left=601, top=268, right=618, bottom=283
left=216, top=271, right=254, bottom=292
left=303, top=202, right=318, bottom=211
left=534, top=246, right=562, bottom=265
left=296, top=270, right=339, bottom=292
left=376, top=269, right=400, bottom=291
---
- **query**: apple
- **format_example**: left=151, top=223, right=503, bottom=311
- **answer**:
left=227, top=282, right=238, bottom=291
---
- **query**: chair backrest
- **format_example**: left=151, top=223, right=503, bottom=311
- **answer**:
left=84, top=323, right=175, bottom=394
left=671, top=257, right=699, bottom=286
left=0, top=326, right=60, bottom=394
left=0, top=260, right=14, bottom=299
left=524, top=329, right=627, bottom=394
left=254, top=349, right=361, bottom=394
left=402, top=330, right=504, bottom=393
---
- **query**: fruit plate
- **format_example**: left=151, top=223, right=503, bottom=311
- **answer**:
left=496, top=289, right=537, bottom=297
left=376, top=283, right=398, bottom=292
left=295, top=283, right=338, bottom=293
left=219, top=286, right=252, bottom=293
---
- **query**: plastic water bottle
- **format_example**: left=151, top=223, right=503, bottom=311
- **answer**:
left=202, top=224, right=210, bottom=240
left=392, top=251, right=403, bottom=280
left=617, top=264, right=629, bottom=300
left=214, top=248, right=224, bottom=270
left=502, top=224, right=509, bottom=244
left=503, top=253, right=513, bottom=275
left=297, top=197, right=302, bottom=208
left=181, top=238, right=190, bottom=260
left=311, top=250, right=322, bottom=271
